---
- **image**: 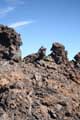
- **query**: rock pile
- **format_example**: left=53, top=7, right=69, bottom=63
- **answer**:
left=50, top=42, right=68, bottom=64
left=0, top=25, right=79, bottom=120
left=24, top=46, right=46, bottom=63
left=0, top=25, right=22, bottom=62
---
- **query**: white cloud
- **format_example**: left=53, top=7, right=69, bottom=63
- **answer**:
left=9, top=21, right=33, bottom=28
left=0, top=7, right=15, bottom=16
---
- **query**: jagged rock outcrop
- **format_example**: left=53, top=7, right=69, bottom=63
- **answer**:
left=0, top=25, right=80, bottom=120
left=23, top=46, right=46, bottom=63
left=50, top=42, right=68, bottom=64
left=74, top=52, right=80, bottom=69
left=0, top=25, right=22, bottom=62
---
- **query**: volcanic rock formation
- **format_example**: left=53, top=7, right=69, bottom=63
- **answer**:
left=23, top=46, right=46, bottom=63
left=0, top=25, right=79, bottom=120
left=50, top=42, right=68, bottom=64
left=0, top=25, right=22, bottom=62
left=74, top=52, right=80, bottom=69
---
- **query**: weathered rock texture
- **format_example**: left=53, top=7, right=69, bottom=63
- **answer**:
left=23, top=46, right=46, bottom=63
left=74, top=52, right=80, bottom=69
left=0, top=25, right=22, bottom=62
left=50, top=42, right=68, bottom=64
left=0, top=25, right=80, bottom=120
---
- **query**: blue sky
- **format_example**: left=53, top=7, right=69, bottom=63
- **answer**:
left=0, top=0, right=80, bottom=59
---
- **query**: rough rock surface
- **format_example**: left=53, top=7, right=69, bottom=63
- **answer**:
left=50, top=42, right=68, bottom=64
left=0, top=25, right=80, bottom=120
left=23, top=46, right=46, bottom=63
left=0, top=25, right=22, bottom=62
left=74, top=52, right=80, bottom=69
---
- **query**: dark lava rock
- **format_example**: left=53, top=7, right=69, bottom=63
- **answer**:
left=74, top=52, right=80, bottom=62
left=23, top=46, right=46, bottom=63
left=0, top=25, right=80, bottom=120
left=0, top=25, right=22, bottom=62
left=74, top=52, right=80, bottom=69
left=50, top=42, right=68, bottom=64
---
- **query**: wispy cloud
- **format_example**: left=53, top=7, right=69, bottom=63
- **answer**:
left=9, top=21, right=33, bottom=28
left=5, top=0, right=24, bottom=5
left=0, top=7, right=15, bottom=17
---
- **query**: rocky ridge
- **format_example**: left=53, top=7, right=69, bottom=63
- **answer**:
left=0, top=25, right=79, bottom=120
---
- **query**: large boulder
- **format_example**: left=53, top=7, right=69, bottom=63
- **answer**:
left=0, top=25, right=22, bottom=62
left=50, top=42, right=68, bottom=64
left=74, top=52, right=80, bottom=68
left=74, top=52, right=80, bottom=63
